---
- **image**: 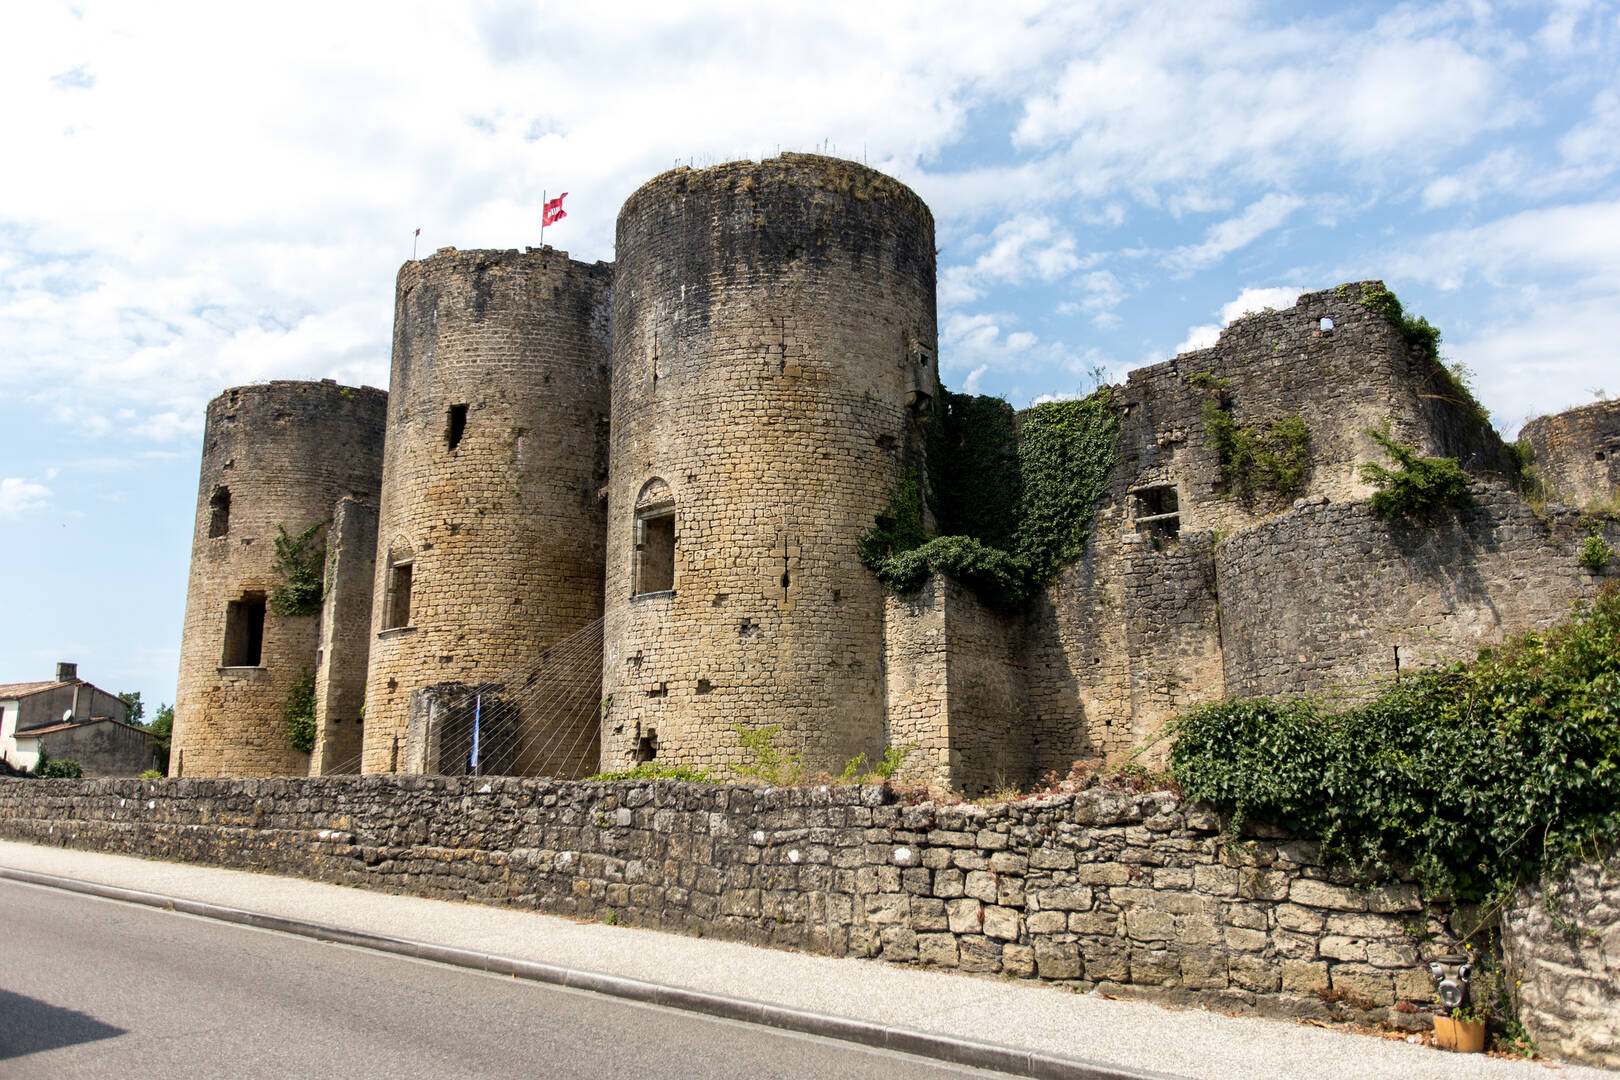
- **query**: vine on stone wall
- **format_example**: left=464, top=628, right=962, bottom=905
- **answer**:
left=860, top=387, right=1120, bottom=608
left=284, top=667, right=317, bottom=754
left=1192, top=376, right=1311, bottom=507
left=269, top=523, right=326, bottom=616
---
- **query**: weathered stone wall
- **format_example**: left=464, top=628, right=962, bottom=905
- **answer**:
left=362, top=248, right=612, bottom=778
left=311, top=497, right=377, bottom=775
left=1019, top=284, right=1521, bottom=772
left=1503, top=855, right=1620, bottom=1069
left=174, top=381, right=386, bottom=779
left=0, top=775, right=1465, bottom=1024
left=1217, top=486, right=1620, bottom=701
left=1520, top=398, right=1620, bottom=507
left=882, top=577, right=1025, bottom=795
left=602, top=154, right=938, bottom=775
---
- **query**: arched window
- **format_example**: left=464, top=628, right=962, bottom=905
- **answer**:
left=633, top=479, right=675, bottom=595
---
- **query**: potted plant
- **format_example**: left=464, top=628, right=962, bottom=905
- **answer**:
left=1433, top=1004, right=1487, bottom=1052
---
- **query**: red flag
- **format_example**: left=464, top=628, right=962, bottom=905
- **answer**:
left=543, top=192, right=568, bottom=227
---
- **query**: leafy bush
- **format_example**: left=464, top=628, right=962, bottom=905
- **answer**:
left=283, top=667, right=317, bottom=754
left=729, top=723, right=804, bottom=785
left=587, top=762, right=718, bottom=783
left=1580, top=533, right=1613, bottom=573
left=1359, top=427, right=1471, bottom=518
left=35, top=748, right=83, bottom=779
left=269, top=523, right=326, bottom=616
left=1170, top=582, right=1620, bottom=902
left=139, top=769, right=164, bottom=780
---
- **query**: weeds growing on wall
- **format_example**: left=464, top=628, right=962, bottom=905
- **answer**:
left=1353, top=283, right=1495, bottom=431
left=283, top=667, right=317, bottom=754
left=1170, top=581, right=1620, bottom=905
left=1580, top=532, right=1614, bottom=573
left=860, top=387, right=1120, bottom=608
left=1201, top=400, right=1312, bottom=506
left=1359, top=427, right=1472, bottom=518
left=587, top=762, right=719, bottom=783
left=269, top=523, right=326, bottom=616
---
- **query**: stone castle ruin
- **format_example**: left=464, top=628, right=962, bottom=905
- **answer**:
left=172, top=154, right=1620, bottom=792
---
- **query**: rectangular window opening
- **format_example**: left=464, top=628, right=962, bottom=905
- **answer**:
left=1132, top=485, right=1181, bottom=540
left=385, top=562, right=414, bottom=628
left=222, top=593, right=266, bottom=666
left=635, top=730, right=658, bottom=763
left=208, top=486, right=231, bottom=538
left=636, top=513, right=675, bottom=594
left=446, top=404, right=468, bottom=451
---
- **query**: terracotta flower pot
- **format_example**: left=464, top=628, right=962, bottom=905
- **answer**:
left=1433, top=1014, right=1487, bottom=1052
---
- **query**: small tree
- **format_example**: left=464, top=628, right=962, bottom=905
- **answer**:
left=1359, top=427, right=1471, bottom=518
left=148, top=703, right=173, bottom=773
left=117, top=690, right=144, bottom=725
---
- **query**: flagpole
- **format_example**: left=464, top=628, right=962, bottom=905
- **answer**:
left=540, top=188, right=546, bottom=249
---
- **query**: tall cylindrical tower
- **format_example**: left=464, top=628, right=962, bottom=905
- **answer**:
left=173, top=380, right=387, bottom=777
left=361, top=247, right=613, bottom=776
left=602, top=154, right=938, bottom=773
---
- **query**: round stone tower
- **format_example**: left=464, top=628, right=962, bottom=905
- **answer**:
left=173, top=380, right=387, bottom=777
left=601, top=154, right=938, bottom=773
left=361, top=247, right=613, bottom=777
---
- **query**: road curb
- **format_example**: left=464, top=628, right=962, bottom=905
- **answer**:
left=1, top=864, right=1185, bottom=1080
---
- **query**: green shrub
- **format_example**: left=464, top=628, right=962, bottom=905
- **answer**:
left=269, top=523, right=326, bottom=616
left=1170, top=582, right=1620, bottom=902
left=1359, top=427, right=1471, bottom=518
left=37, top=756, right=84, bottom=779
left=586, top=762, right=717, bottom=783
left=729, top=724, right=804, bottom=785
left=283, top=667, right=317, bottom=754
left=139, top=769, right=164, bottom=780
left=1580, top=533, right=1613, bottom=573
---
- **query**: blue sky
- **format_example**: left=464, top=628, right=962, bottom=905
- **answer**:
left=3, top=0, right=1617, bottom=712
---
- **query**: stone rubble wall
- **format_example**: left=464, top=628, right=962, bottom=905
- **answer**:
left=1502, top=856, right=1620, bottom=1069
left=0, top=775, right=1468, bottom=1025
left=1217, top=487, right=1620, bottom=701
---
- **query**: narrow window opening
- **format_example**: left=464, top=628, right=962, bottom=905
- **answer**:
left=1319, top=317, right=1334, bottom=332
left=1132, top=485, right=1181, bottom=540
left=1597, top=451, right=1607, bottom=462
left=635, top=730, right=658, bottom=763
left=446, top=405, right=468, bottom=451
left=636, top=512, right=675, bottom=594
left=208, top=487, right=231, bottom=538
left=222, top=593, right=266, bottom=666
left=385, top=561, right=414, bottom=628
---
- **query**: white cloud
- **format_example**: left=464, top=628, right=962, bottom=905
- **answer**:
left=1166, top=194, right=1303, bottom=272
left=939, top=215, right=1083, bottom=305
left=1388, top=201, right=1620, bottom=291
left=1173, top=285, right=1303, bottom=356
left=0, top=478, right=52, bottom=517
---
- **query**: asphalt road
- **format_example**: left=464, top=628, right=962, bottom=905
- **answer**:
left=0, top=879, right=1017, bottom=1079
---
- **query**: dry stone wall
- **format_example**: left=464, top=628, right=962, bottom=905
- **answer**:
left=362, top=248, right=612, bottom=778
left=173, top=381, right=386, bottom=779
left=601, top=155, right=938, bottom=775
left=1217, top=486, right=1620, bottom=701
left=1502, top=856, right=1620, bottom=1069
left=0, top=775, right=1468, bottom=1027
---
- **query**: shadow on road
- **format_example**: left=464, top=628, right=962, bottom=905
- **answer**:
left=0, top=988, right=125, bottom=1060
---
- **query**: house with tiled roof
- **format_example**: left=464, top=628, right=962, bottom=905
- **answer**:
left=0, top=662, right=152, bottom=775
